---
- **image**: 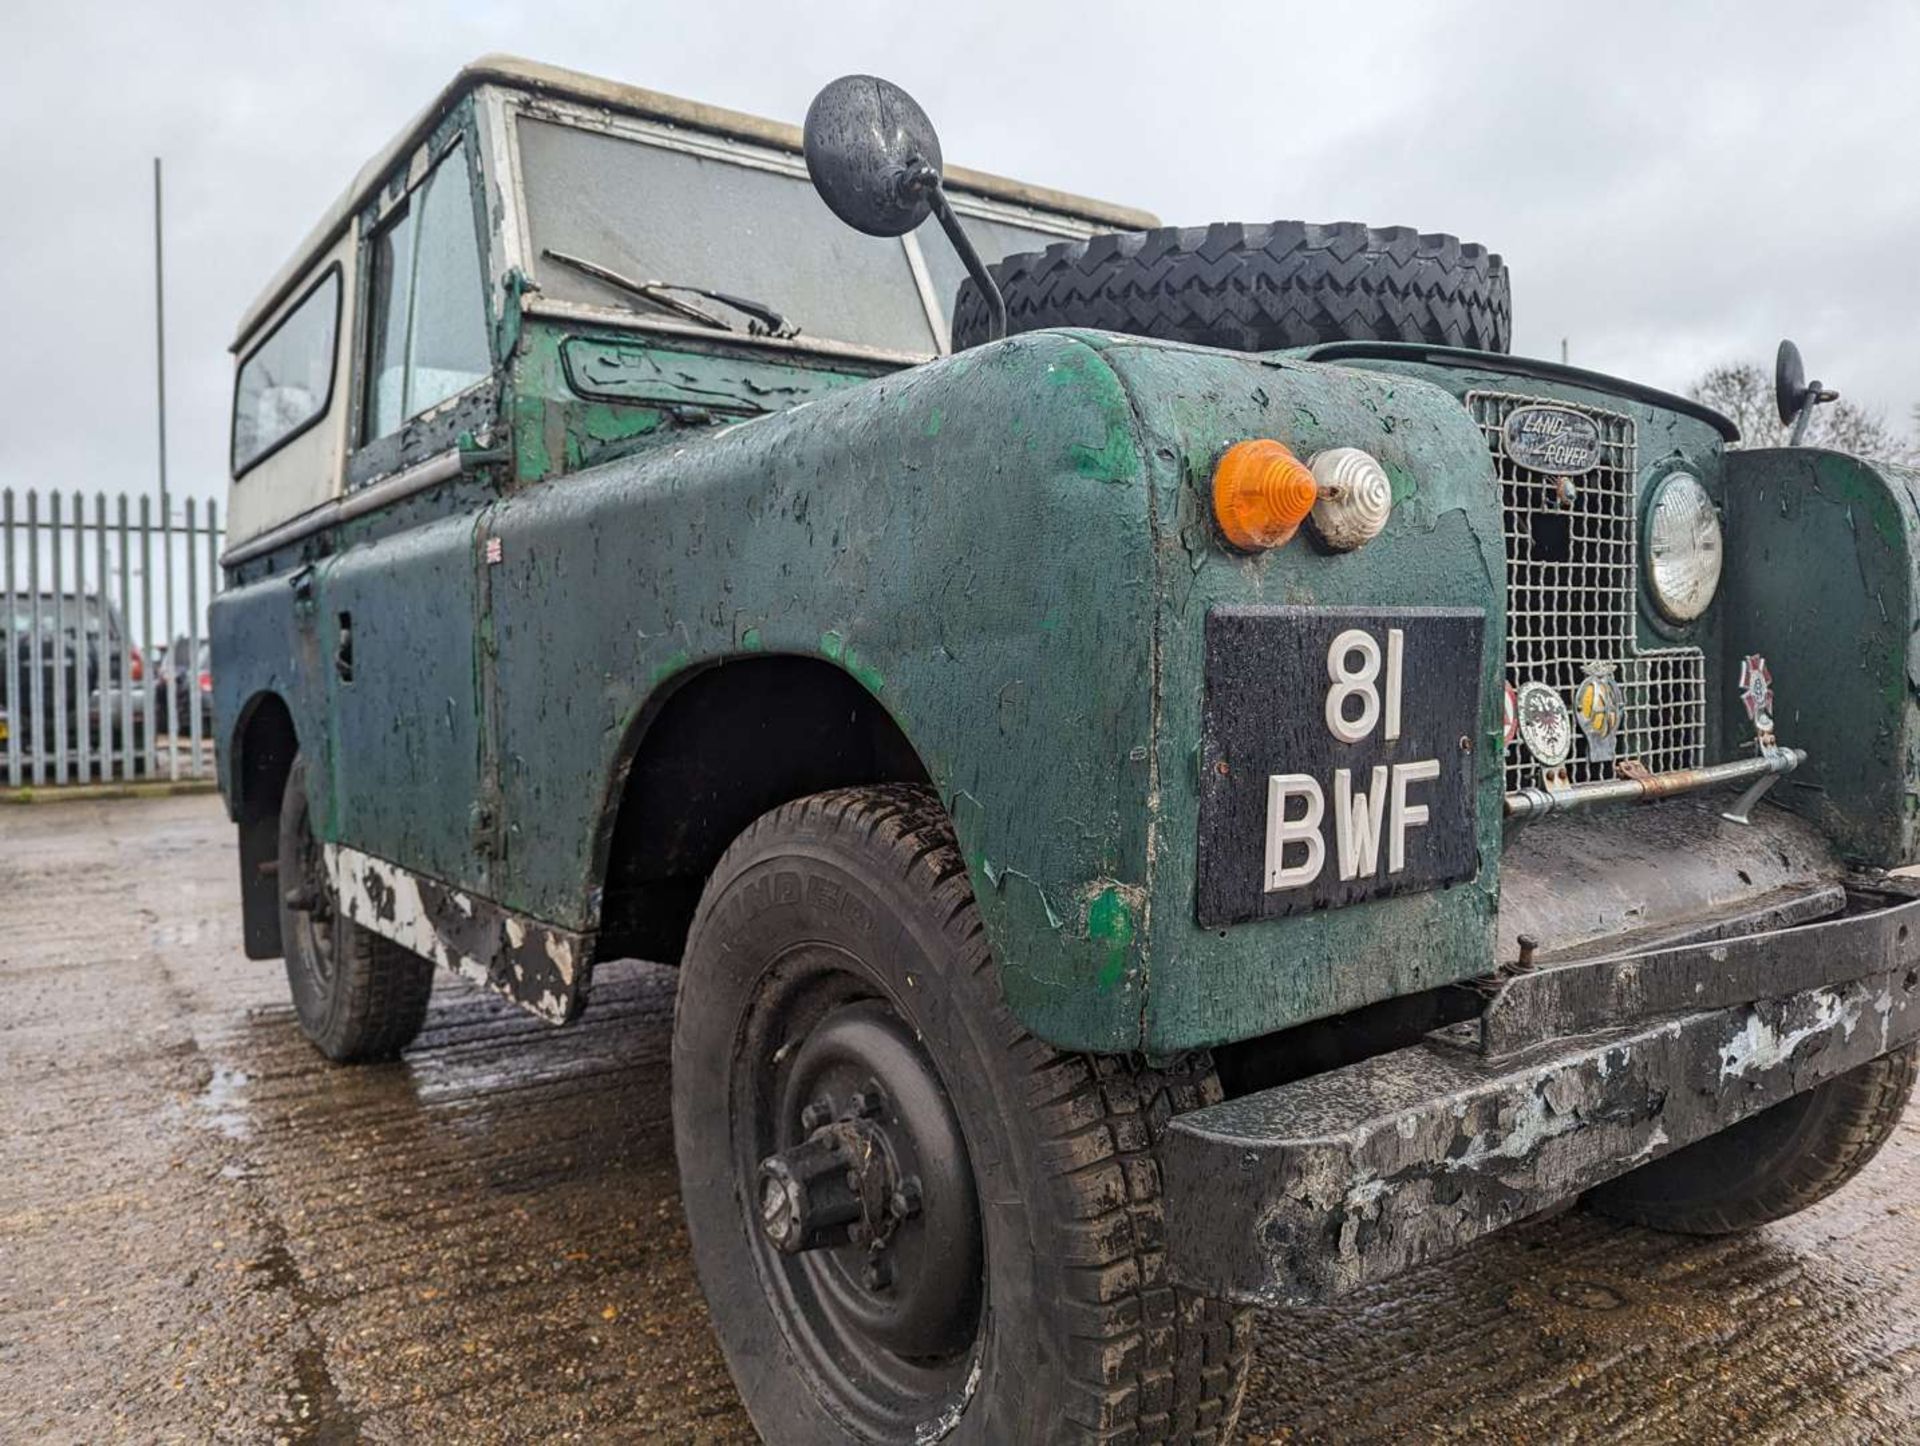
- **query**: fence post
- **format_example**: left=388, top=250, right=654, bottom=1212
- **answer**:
left=182, top=496, right=199, bottom=782
left=161, top=494, right=176, bottom=781
left=50, top=491, right=68, bottom=784
left=3, top=488, right=17, bottom=789
left=26, top=490, right=43, bottom=787
left=203, top=499, right=221, bottom=780
left=115, top=491, right=132, bottom=779
left=74, top=489, right=94, bottom=782
left=92, top=494, right=109, bottom=779
left=139, top=493, right=157, bottom=779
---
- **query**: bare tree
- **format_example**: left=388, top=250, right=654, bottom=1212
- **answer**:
left=1687, top=363, right=1920, bottom=465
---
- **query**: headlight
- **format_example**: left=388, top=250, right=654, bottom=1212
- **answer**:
left=1645, top=471, right=1721, bottom=623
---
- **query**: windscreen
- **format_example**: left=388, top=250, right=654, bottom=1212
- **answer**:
left=517, top=117, right=1077, bottom=354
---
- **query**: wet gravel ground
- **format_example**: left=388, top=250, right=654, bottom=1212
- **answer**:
left=5, top=793, right=1920, bottom=1444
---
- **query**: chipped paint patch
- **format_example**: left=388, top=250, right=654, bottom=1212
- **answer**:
left=1082, top=881, right=1142, bottom=992
left=820, top=630, right=885, bottom=695
left=1719, top=987, right=1860, bottom=1080
left=325, top=844, right=590, bottom=1025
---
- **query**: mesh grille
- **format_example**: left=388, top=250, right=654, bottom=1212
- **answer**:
left=1469, top=391, right=1706, bottom=792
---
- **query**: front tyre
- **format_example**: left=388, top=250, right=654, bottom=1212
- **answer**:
left=673, top=786, right=1252, bottom=1445
left=277, top=757, right=434, bottom=1062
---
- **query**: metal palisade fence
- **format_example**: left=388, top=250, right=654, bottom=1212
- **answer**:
left=1, top=486, right=223, bottom=788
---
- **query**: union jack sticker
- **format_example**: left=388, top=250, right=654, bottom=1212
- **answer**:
left=485, top=536, right=503, bottom=565
left=1502, top=681, right=1519, bottom=747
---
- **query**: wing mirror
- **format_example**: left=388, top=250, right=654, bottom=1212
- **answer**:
left=1775, top=339, right=1838, bottom=445
left=803, top=75, right=1006, bottom=343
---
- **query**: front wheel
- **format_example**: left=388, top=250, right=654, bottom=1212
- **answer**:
left=672, top=786, right=1252, bottom=1445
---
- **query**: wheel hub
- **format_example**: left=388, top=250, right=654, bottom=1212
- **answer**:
left=759, top=998, right=980, bottom=1359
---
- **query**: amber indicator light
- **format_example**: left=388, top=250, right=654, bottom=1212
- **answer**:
left=1211, top=439, right=1320, bottom=551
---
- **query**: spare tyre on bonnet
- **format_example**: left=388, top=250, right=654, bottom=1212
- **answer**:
left=952, top=220, right=1511, bottom=353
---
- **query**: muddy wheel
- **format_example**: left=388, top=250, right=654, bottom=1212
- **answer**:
left=277, top=757, right=433, bottom=1062
left=672, top=785, right=1252, bottom=1444
left=1585, top=1044, right=1919, bottom=1234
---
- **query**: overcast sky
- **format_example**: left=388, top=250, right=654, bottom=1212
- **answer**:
left=6, top=0, right=1919, bottom=512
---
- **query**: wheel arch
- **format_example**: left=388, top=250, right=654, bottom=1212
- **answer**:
left=230, top=689, right=299, bottom=959
left=590, top=652, right=934, bottom=966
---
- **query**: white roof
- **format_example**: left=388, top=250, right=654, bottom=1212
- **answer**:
left=234, top=55, right=1158, bottom=351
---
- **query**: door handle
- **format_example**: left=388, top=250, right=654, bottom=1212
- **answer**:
left=334, top=612, right=354, bottom=683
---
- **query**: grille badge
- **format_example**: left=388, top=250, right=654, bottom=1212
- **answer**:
left=1516, top=681, right=1574, bottom=769
left=1502, top=406, right=1602, bottom=476
left=1738, top=654, right=1775, bottom=738
left=1573, top=662, right=1625, bottom=763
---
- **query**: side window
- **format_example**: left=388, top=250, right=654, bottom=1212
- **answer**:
left=231, top=268, right=340, bottom=475
left=361, top=141, right=492, bottom=444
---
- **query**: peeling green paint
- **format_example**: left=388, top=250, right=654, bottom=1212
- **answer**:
left=648, top=649, right=691, bottom=687
left=1086, top=885, right=1136, bottom=992
left=1069, top=422, right=1141, bottom=483
left=820, top=629, right=885, bottom=695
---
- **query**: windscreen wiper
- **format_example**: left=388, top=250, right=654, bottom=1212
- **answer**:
left=542, top=250, right=800, bottom=339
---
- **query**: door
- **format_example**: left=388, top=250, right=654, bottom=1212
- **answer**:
left=315, top=134, right=498, bottom=891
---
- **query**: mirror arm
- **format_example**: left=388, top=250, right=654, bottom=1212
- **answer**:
left=908, top=161, right=1007, bottom=344
left=1789, top=382, right=1839, bottom=447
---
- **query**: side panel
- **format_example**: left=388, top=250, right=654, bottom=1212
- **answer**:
left=1724, top=448, right=1920, bottom=865
left=486, top=332, right=1161, bottom=1048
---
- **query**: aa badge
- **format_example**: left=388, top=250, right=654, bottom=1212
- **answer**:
left=1573, top=662, right=1625, bottom=762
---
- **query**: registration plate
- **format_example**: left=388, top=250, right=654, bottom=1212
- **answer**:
left=1197, top=607, right=1484, bottom=927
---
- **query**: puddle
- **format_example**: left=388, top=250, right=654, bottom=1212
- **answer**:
left=198, top=1062, right=253, bottom=1141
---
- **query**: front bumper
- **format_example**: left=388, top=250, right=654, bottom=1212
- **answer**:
left=1162, top=884, right=1920, bottom=1307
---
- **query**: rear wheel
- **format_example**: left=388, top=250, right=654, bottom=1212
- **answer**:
left=1585, top=1045, right=1918, bottom=1233
left=277, top=757, right=433, bottom=1062
left=672, top=785, right=1252, bottom=1444
left=952, top=221, right=1510, bottom=354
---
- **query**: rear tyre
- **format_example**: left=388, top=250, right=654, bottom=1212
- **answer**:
left=277, top=757, right=433, bottom=1062
left=1585, top=1045, right=1918, bottom=1234
left=952, top=221, right=1510, bottom=355
left=673, top=785, right=1252, bottom=1444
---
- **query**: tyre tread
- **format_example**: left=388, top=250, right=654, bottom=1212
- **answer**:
left=952, top=220, right=1510, bottom=356
left=700, top=783, right=1252, bottom=1444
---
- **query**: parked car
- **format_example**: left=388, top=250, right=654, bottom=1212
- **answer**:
left=152, top=635, right=213, bottom=737
left=213, top=58, right=1920, bottom=1445
left=1, top=590, right=147, bottom=762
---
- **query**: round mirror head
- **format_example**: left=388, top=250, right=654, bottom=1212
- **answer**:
left=1775, top=339, right=1808, bottom=425
left=804, top=75, right=943, bottom=238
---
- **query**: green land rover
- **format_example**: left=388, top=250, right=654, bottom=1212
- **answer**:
left=213, top=57, right=1920, bottom=1444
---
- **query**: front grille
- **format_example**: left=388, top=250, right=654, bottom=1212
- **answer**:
left=1469, top=391, right=1706, bottom=792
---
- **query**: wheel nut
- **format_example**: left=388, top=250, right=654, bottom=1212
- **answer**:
left=862, top=1256, right=894, bottom=1291
left=848, top=1079, right=887, bottom=1118
left=888, top=1177, right=923, bottom=1220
